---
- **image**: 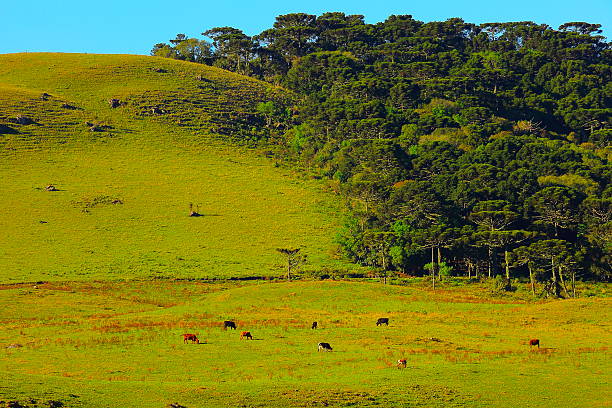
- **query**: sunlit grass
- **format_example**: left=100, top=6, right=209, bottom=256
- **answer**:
left=0, top=53, right=609, bottom=407
left=0, top=53, right=350, bottom=282
left=0, top=280, right=609, bottom=407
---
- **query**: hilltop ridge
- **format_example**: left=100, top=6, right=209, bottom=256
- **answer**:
left=0, top=53, right=287, bottom=149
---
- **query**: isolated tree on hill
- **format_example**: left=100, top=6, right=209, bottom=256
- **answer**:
left=276, top=248, right=307, bottom=280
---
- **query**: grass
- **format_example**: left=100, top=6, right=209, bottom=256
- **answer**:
left=0, top=53, right=351, bottom=282
left=0, top=280, right=609, bottom=407
left=0, top=53, right=609, bottom=407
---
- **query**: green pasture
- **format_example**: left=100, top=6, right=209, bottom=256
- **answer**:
left=0, top=136, right=348, bottom=282
left=0, top=53, right=609, bottom=407
left=1, top=280, right=610, bottom=407
left=0, top=53, right=348, bottom=282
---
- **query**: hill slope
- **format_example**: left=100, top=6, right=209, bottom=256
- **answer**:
left=0, top=53, right=348, bottom=282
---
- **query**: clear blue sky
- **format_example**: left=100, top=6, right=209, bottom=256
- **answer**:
left=1, top=0, right=609, bottom=55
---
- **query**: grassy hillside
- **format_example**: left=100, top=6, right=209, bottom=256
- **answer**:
left=1, top=280, right=609, bottom=407
left=0, top=53, right=348, bottom=282
left=0, top=53, right=283, bottom=139
left=0, top=53, right=609, bottom=408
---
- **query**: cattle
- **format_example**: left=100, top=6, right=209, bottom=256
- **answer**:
left=318, top=342, right=332, bottom=352
left=182, top=333, right=199, bottom=344
left=223, top=320, right=237, bottom=330
left=376, top=318, right=389, bottom=326
left=529, top=338, right=540, bottom=348
left=397, top=359, right=407, bottom=369
left=240, top=331, right=253, bottom=340
left=311, top=321, right=318, bottom=329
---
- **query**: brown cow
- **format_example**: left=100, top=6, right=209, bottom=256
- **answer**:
left=397, top=358, right=407, bottom=368
left=240, top=331, right=253, bottom=340
left=182, top=333, right=200, bottom=344
left=529, top=338, right=540, bottom=348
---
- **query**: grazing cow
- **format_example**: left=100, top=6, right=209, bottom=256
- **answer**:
left=397, top=359, right=407, bottom=369
left=376, top=318, right=389, bottom=326
left=529, top=338, right=540, bottom=348
left=182, top=333, right=199, bottom=344
left=240, top=331, right=253, bottom=340
left=311, top=321, right=318, bottom=329
left=318, top=342, right=333, bottom=352
left=223, top=320, right=237, bottom=330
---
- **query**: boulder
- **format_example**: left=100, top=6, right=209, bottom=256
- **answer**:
left=11, top=115, right=33, bottom=125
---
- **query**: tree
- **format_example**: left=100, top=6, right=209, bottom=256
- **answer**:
left=474, top=230, right=537, bottom=288
left=203, top=27, right=255, bottom=74
left=276, top=248, right=307, bottom=280
left=412, top=224, right=457, bottom=288
left=256, top=13, right=318, bottom=64
left=527, top=187, right=582, bottom=236
left=526, top=240, right=574, bottom=298
left=469, top=200, right=523, bottom=278
left=174, top=38, right=212, bottom=63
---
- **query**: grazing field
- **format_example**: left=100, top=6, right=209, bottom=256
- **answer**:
left=0, top=53, right=348, bottom=282
left=0, top=139, right=347, bottom=282
left=0, top=53, right=609, bottom=407
left=0, top=280, right=610, bottom=407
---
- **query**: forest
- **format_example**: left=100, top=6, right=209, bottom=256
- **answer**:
left=151, top=13, right=611, bottom=294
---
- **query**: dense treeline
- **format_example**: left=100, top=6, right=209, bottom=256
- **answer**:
left=152, top=14, right=611, bottom=293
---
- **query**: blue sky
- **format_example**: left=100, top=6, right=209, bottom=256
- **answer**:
left=1, top=0, right=609, bottom=54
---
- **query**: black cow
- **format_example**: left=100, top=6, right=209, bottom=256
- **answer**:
left=376, top=318, right=389, bottom=326
left=318, top=342, right=332, bottom=352
left=223, top=320, right=236, bottom=330
left=312, top=321, right=318, bottom=329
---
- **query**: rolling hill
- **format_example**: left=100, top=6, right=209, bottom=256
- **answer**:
left=0, top=53, right=349, bottom=282
left=0, top=52, right=609, bottom=408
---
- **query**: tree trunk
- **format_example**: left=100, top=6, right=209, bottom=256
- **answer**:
left=487, top=246, right=494, bottom=278
left=558, top=266, right=570, bottom=298
left=504, top=250, right=512, bottom=291
left=431, top=246, right=436, bottom=290
left=571, top=272, right=576, bottom=298
left=551, top=258, right=560, bottom=297
left=528, top=263, right=536, bottom=297
left=437, top=247, right=442, bottom=281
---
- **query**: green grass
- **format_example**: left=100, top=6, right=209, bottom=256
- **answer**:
left=0, top=53, right=609, bottom=407
left=0, top=53, right=349, bottom=282
left=0, top=280, right=609, bottom=407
